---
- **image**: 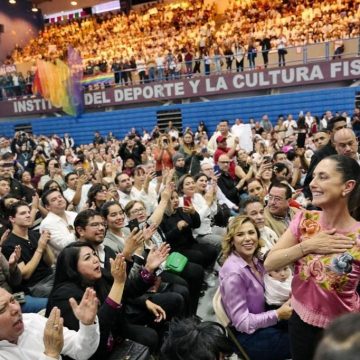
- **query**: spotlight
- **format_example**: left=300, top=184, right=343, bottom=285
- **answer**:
left=9, top=0, right=16, bottom=4
left=70, top=1, right=78, bottom=5
left=32, top=4, right=39, bottom=12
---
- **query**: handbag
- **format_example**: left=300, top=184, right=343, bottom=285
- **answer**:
left=108, top=339, right=150, bottom=360
left=213, top=203, right=231, bottom=227
left=165, top=252, right=188, bottom=273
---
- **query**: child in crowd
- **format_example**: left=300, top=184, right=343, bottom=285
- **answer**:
left=264, top=266, right=292, bottom=308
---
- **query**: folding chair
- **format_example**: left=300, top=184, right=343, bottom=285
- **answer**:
left=213, top=287, right=251, bottom=360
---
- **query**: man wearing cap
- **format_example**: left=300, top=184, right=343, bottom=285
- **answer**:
left=207, top=120, right=237, bottom=155
left=214, top=135, right=240, bottom=179
left=303, top=116, right=347, bottom=198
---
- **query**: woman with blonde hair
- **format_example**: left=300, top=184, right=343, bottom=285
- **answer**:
left=219, top=215, right=291, bottom=360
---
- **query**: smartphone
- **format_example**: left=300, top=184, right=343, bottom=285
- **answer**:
left=213, top=164, right=220, bottom=173
left=297, top=133, right=306, bottom=148
left=155, top=170, right=162, bottom=177
left=184, top=196, right=192, bottom=207
left=13, top=292, right=26, bottom=304
left=77, top=168, right=85, bottom=176
left=163, top=139, right=168, bottom=145
left=263, top=156, right=271, bottom=164
left=128, top=218, right=139, bottom=232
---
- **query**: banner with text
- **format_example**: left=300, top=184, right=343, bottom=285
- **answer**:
left=1, top=58, right=360, bottom=118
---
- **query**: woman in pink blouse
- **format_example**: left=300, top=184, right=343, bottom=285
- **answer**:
left=265, top=155, right=360, bottom=360
left=219, top=215, right=292, bottom=360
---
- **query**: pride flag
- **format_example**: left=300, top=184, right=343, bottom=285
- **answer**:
left=32, top=47, right=83, bottom=117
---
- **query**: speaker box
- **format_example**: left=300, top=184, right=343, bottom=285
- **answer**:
left=0, top=24, right=4, bottom=33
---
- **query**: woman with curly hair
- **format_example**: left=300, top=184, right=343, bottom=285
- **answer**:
left=219, top=215, right=291, bottom=360
left=265, top=155, right=360, bottom=360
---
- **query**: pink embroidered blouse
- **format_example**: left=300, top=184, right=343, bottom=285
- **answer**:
left=289, top=210, right=360, bottom=328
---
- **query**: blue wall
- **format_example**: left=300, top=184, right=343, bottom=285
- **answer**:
left=0, top=86, right=358, bottom=145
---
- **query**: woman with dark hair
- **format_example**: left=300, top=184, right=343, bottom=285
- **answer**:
left=160, top=189, right=218, bottom=269
left=86, top=183, right=110, bottom=211
left=46, top=241, right=179, bottom=356
left=160, top=317, right=233, bottom=360
left=265, top=155, right=360, bottom=360
left=124, top=183, right=204, bottom=315
left=220, top=215, right=292, bottom=360
left=46, top=242, right=128, bottom=359
left=42, top=179, right=62, bottom=194
left=179, top=131, right=203, bottom=175
left=177, top=174, right=223, bottom=252
left=38, top=158, right=65, bottom=191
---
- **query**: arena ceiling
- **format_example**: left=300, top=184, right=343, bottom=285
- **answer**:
left=32, top=0, right=116, bottom=16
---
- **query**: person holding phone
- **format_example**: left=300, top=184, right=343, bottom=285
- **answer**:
left=177, top=174, right=223, bottom=253
left=124, top=181, right=204, bottom=315
left=38, top=159, right=66, bottom=191
left=178, top=131, right=203, bottom=175
left=153, top=135, right=175, bottom=177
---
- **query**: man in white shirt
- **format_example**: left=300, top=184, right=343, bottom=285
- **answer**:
left=40, top=189, right=77, bottom=257
left=208, top=120, right=236, bottom=155
left=0, top=287, right=100, bottom=360
left=283, top=114, right=297, bottom=138
left=115, top=172, right=154, bottom=212
left=62, top=172, right=91, bottom=212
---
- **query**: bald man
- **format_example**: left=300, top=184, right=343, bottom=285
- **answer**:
left=333, top=128, right=359, bottom=161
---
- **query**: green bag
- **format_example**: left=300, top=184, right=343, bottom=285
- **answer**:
left=165, top=252, right=188, bottom=273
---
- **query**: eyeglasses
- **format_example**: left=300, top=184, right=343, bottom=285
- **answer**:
left=219, top=161, right=230, bottom=164
left=268, top=195, right=286, bottom=203
left=88, top=222, right=105, bottom=228
left=130, top=208, right=146, bottom=215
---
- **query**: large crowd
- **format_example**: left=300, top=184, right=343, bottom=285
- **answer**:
left=1, top=0, right=359, bottom=98
left=0, top=105, right=360, bottom=359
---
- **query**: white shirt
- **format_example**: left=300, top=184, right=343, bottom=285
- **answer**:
left=0, top=313, right=100, bottom=360
left=283, top=120, right=297, bottom=137
left=179, top=193, right=217, bottom=236
left=208, top=132, right=236, bottom=155
left=118, top=187, right=155, bottom=213
left=40, top=211, right=78, bottom=257
left=63, top=183, right=91, bottom=212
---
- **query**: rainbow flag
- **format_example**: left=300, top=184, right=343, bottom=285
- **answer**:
left=32, top=47, right=83, bottom=117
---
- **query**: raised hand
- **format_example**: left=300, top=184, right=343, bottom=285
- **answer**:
left=69, top=288, right=99, bottom=326
left=123, top=229, right=144, bottom=258
left=145, top=300, right=166, bottom=322
left=142, top=223, right=157, bottom=241
left=145, top=243, right=170, bottom=272
left=38, top=230, right=51, bottom=252
left=8, top=245, right=21, bottom=271
left=110, top=253, right=127, bottom=284
left=43, top=307, right=64, bottom=359
left=183, top=204, right=196, bottom=215
left=0, top=229, right=10, bottom=247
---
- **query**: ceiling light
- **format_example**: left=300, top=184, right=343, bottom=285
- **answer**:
left=9, top=0, right=16, bottom=4
left=70, top=1, right=78, bottom=5
left=32, top=4, right=39, bottom=12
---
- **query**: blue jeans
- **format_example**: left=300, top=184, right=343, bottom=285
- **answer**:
left=21, top=295, right=48, bottom=313
left=235, top=325, right=291, bottom=360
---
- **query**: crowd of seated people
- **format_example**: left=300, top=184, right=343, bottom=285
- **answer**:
left=0, top=104, right=360, bottom=358
left=0, top=0, right=358, bottom=99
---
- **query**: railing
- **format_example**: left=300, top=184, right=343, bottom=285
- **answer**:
left=0, top=37, right=359, bottom=101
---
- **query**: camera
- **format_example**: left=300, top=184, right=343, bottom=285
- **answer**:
left=163, top=139, right=168, bottom=145
left=53, top=163, right=59, bottom=168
